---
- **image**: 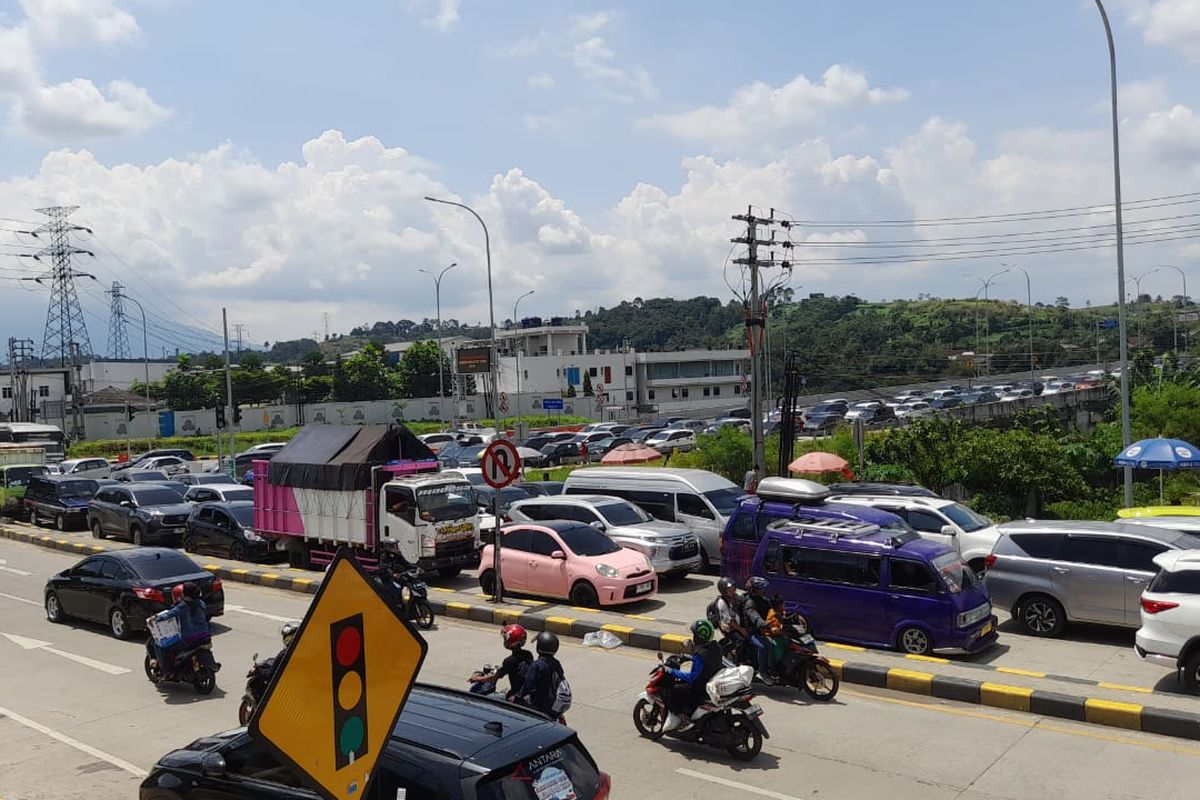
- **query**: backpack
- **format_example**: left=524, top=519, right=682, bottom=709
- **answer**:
left=550, top=668, right=573, bottom=715
left=705, top=596, right=722, bottom=628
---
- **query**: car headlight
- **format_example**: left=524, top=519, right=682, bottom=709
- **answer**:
left=596, top=563, right=619, bottom=579
left=243, top=529, right=263, bottom=542
left=649, top=546, right=660, bottom=558
left=956, top=602, right=991, bottom=628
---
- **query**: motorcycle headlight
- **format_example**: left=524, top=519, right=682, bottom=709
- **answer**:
left=596, top=563, right=619, bottom=579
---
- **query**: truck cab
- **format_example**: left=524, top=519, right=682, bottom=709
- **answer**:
left=379, top=470, right=481, bottom=577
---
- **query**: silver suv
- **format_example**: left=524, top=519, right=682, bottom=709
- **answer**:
left=985, top=520, right=1200, bottom=636
left=507, top=495, right=702, bottom=577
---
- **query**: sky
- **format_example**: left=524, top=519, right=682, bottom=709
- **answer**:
left=2, top=0, right=1200, bottom=355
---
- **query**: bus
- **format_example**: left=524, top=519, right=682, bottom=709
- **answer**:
left=0, top=423, right=66, bottom=462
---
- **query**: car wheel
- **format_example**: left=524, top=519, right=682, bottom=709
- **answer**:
left=29, top=509, right=40, bottom=527
left=55, top=514, right=67, bottom=532
left=699, top=545, right=713, bottom=574
left=1017, top=594, right=1066, bottom=637
left=479, top=571, right=499, bottom=597
left=229, top=542, right=247, bottom=562
left=897, top=625, right=932, bottom=655
left=109, top=606, right=130, bottom=640
left=45, top=592, right=65, bottom=623
left=182, top=534, right=197, bottom=553
left=131, top=525, right=145, bottom=546
left=1183, top=652, right=1200, bottom=694
left=569, top=581, right=599, bottom=608
left=90, top=520, right=105, bottom=540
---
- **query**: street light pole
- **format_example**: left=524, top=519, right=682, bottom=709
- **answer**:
left=1094, top=0, right=1133, bottom=508
left=418, top=262, right=457, bottom=431
left=1128, top=274, right=1146, bottom=343
left=1000, top=264, right=1035, bottom=386
left=1150, top=264, right=1188, bottom=354
left=969, top=268, right=1010, bottom=375
left=512, top=289, right=534, bottom=435
left=425, top=194, right=505, bottom=602
left=116, top=290, right=152, bottom=437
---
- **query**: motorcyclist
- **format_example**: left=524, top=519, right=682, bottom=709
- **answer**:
left=715, top=577, right=750, bottom=648
left=267, top=621, right=299, bottom=678
left=742, top=577, right=775, bottom=684
left=469, top=624, right=533, bottom=699
left=518, top=631, right=566, bottom=721
left=662, top=619, right=724, bottom=732
left=153, top=582, right=210, bottom=674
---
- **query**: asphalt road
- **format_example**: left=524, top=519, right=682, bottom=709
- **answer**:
left=2, top=537, right=1200, bottom=800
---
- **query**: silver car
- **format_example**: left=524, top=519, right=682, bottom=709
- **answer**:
left=985, top=520, right=1200, bottom=636
left=508, top=495, right=702, bottom=576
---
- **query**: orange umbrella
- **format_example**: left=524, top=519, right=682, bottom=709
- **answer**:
left=602, top=443, right=664, bottom=465
left=789, top=451, right=853, bottom=479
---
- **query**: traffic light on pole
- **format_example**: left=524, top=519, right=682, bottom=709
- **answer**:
left=215, top=406, right=226, bottom=429
left=330, top=613, right=368, bottom=769
left=126, top=403, right=134, bottom=422
left=232, top=403, right=242, bottom=425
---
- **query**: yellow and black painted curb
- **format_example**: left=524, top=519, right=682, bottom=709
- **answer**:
left=5, top=524, right=1200, bottom=741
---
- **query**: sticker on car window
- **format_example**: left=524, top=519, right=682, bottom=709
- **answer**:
left=532, top=766, right=577, bottom=800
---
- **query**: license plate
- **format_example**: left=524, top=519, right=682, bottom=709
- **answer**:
left=636, top=581, right=653, bottom=593
left=979, top=621, right=993, bottom=637
left=745, top=704, right=763, bottom=717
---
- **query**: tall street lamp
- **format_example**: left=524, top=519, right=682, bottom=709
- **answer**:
left=969, top=268, right=1010, bottom=375
left=1149, top=264, right=1188, bottom=353
left=1127, top=274, right=1147, bottom=344
left=418, top=262, right=457, bottom=431
left=112, top=286, right=152, bottom=436
left=1094, top=0, right=1133, bottom=507
left=1000, top=263, right=1035, bottom=386
left=512, top=289, right=534, bottom=434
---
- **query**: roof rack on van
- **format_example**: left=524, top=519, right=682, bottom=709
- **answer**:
left=767, top=517, right=921, bottom=549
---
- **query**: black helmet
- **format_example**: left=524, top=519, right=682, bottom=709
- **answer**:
left=746, top=576, right=769, bottom=595
left=535, top=631, right=560, bottom=655
left=717, top=577, right=737, bottom=595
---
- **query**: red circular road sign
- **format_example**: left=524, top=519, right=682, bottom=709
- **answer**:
left=481, top=439, right=521, bottom=488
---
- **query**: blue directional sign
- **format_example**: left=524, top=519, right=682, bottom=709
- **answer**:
left=543, top=397, right=564, bottom=411
left=1098, top=319, right=1118, bottom=330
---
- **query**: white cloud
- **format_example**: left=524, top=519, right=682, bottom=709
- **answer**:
left=19, top=0, right=139, bottom=45
left=405, top=0, right=460, bottom=32
left=569, top=11, right=616, bottom=38
left=1126, top=0, right=1200, bottom=61
left=12, top=77, right=169, bottom=137
left=639, top=65, right=908, bottom=149
left=528, top=73, right=556, bottom=90
left=570, top=35, right=656, bottom=101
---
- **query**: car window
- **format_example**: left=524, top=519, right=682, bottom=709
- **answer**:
left=1060, top=536, right=1124, bottom=568
left=222, top=736, right=306, bottom=788
left=729, top=511, right=759, bottom=542
left=128, top=553, right=200, bottom=580
left=677, top=493, right=714, bottom=519
left=703, top=488, right=744, bottom=516
left=1121, top=540, right=1168, bottom=573
left=476, top=742, right=607, bottom=800
left=596, top=501, right=651, bottom=526
left=72, top=558, right=103, bottom=578
left=384, top=486, right=417, bottom=525
left=906, top=509, right=947, bottom=533
left=230, top=505, right=254, bottom=527
left=502, top=528, right=533, bottom=553
left=1008, top=533, right=1063, bottom=559
left=782, top=547, right=881, bottom=587
left=130, top=487, right=185, bottom=505
left=941, top=502, right=991, bottom=532
left=99, top=559, right=126, bottom=580
left=564, top=505, right=600, bottom=525
left=526, top=531, right=561, bottom=556
left=558, top=524, right=622, bottom=557
left=890, top=559, right=939, bottom=593
left=1149, top=570, right=1200, bottom=594
left=763, top=538, right=782, bottom=574
left=515, top=503, right=547, bottom=521
left=196, top=507, right=214, bottom=523
left=221, top=487, right=254, bottom=502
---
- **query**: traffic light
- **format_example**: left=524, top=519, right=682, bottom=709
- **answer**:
left=330, top=613, right=368, bottom=769
left=232, top=403, right=242, bottom=425
left=215, top=406, right=226, bottom=429
left=126, top=404, right=134, bottom=422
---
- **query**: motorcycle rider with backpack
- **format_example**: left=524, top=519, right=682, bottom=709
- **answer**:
left=518, top=631, right=571, bottom=722
left=663, top=619, right=724, bottom=732
left=469, top=624, right=533, bottom=699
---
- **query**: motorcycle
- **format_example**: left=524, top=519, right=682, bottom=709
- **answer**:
left=468, top=664, right=498, bottom=696
left=238, top=652, right=277, bottom=724
left=632, top=654, right=768, bottom=761
left=143, top=637, right=220, bottom=695
left=380, top=569, right=435, bottom=630
left=721, top=616, right=839, bottom=701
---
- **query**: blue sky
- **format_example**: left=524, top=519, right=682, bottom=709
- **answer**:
left=1, top=0, right=1199, bottom=353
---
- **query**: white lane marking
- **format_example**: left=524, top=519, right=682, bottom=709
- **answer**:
left=0, top=632, right=131, bottom=675
left=0, top=558, right=32, bottom=576
left=0, top=591, right=41, bottom=607
left=676, top=768, right=803, bottom=800
left=0, top=703, right=148, bottom=777
left=225, top=603, right=298, bottom=623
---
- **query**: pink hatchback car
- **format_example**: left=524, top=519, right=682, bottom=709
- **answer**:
left=479, top=520, right=658, bottom=607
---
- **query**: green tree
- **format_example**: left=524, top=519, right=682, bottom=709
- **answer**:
left=862, top=416, right=966, bottom=493
left=238, top=352, right=264, bottom=371
left=159, top=369, right=219, bottom=411
left=397, top=340, right=449, bottom=398
left=331, top=343, right=400, bottom=401
left=1131, top=383, right=1200, bottom=444
left=301, top=350, right=328, bottom=378
left=582, top=373, right=593, bottom=397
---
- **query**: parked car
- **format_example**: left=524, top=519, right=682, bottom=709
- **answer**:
left=478, top=520, right=657, bottom=607
left=802, top=413, right=843, bottom=434
left=1041, top=380, right=1077, bottom=396
left=1135, top=549, right=1200, bottom=692
left=138, top=685, right=610, bottom=800
left=645, top=428, right=696, bottom=453
left=627, top=427, right=665, bottom=443
left=44, top=548, right=224, bottom=640
left=959, top=390, right=1001, bottom=405
left=928, top=396, right=962, bottom=411
left=985, top=520, right=1200, bottom=636
left=23, top=475, right=102, bottom=531
left=895, top=401, right=932, bottom=420
left=184, top=484, right=254, bottom=504
left=523, top=431, right=575, bottom=451
left=893, top=389, right=926, bottom=403
left=928, top=388, right=959, bottom=400
left=533, top=441, right=582, bottom=467
left=417, top=432, right=457, bottom=453
left=87, top=483, right=192, bottom=546
left=55, top=457, right=112, bottom=479
left=803, top=400, right=849, bottom=420
left=0, top=463, right=51, bottom=518
left=183, top=500, right=266, bottom=561
left=114, top=469, right=171, bottom=483
left=509, top=495, right=702, bottom=576
left=114, top=448, right=197, bottom=472
left=518, top=480, right=566, bottom=496
left=472, top=484, right=536, bottom=517
left=174, top=473, right=240, bottom=487
left=999, top=388, right=1035, bottom=402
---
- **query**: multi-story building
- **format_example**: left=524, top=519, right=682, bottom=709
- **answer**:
left=2, top=359, right=175, bottom=424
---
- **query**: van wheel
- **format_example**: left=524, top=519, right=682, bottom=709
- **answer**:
left=897, top=626, right=932, bottom=655
left=287, top=542, right=311, bottom=570
left=569, top=581, right=599, bottom=608
left=1017, top=594, right=1065, bottom=637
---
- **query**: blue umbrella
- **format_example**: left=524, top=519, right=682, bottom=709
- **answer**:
left=1113, top=437, right=1200, bottom=502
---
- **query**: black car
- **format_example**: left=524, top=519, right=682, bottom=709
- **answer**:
left=175, top=473, right=241, bottom=487
left=519, top=480, right=566, bottom=496
left=534, top=441, right=581, bottom=467
left=44, top=548, right=224, bottom=640
left=846, top=404, right=895, bottom=426
left=184, top=500, right=266, bottom=561
left=139, top=684, right=610, bottom=800
left=827, top=481, right=940, bottom=498
left=88, top=484, right=193, bottom=545
left=115, top=469, right=171, bottom=483
left=472, top=485, right=536, bottom=515
left=23, top=475, right=101, bottom=531
left=802, top=413, right=843, bottom=434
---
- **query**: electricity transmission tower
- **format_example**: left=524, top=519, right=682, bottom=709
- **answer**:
left=108, top=281, right=132, bottom=359
left=17, top=206, right=96, bottom=366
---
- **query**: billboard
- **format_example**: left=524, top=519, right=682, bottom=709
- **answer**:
left=455, top=346, right=492, bottom=375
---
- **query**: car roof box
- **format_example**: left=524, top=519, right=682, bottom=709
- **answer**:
left=756, top=477, right=831, bottom=505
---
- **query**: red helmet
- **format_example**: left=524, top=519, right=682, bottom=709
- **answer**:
left=171, top=584, right=185, bottom=603
left=501, top=624, right=527, bottom=649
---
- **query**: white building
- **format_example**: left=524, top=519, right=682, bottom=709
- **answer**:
left=2, top=358, right=176, bottom=424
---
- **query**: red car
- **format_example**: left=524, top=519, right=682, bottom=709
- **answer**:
left=479, top=520, right=658, bottom=607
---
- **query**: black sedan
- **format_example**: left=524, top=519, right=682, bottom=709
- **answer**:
left=44, top=549, right=224, bottom=640
left=183, top=500, right=269, bottom=561
left=530, top=441, right=581, bottom=467
left=139, top=685, right=610, bottom=800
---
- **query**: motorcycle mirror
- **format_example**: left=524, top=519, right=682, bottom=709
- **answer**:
left=656, top=652, right=664, bottom=662
left=251, top=652, right=258, bottom=660
left=200, top=753, right=227, bottom=778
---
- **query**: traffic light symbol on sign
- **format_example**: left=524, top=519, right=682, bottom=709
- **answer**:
left=331, top=613, right=368, bottom=769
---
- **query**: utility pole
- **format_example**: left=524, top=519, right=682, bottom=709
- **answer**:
left=232, top=323, right=247, bottom=358
left=7, top=338, right=34, bottom=422
left=223, top=309, right=236, bottom=477
left=323, top=312, right=331, bottom=342
left=17, top=206, right=96, bottom=366
left=107, top=281, right=131, bottom=359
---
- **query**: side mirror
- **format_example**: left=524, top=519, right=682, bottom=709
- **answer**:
left=589, top=520, right=606, bottom=532
left=551, top=550, right=567, bottom=560
left=200, top=753, right=226, bottom=778
left=120, top=500, right=133, bottom=508
left=940, top=525, right=957, bottom=536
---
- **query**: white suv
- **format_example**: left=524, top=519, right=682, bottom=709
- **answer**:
left=827, top=494, right=1000, bottom=572
left=1135, top=550, right=1200, bottom=693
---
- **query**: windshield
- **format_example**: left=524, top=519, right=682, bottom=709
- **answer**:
left=941, top=502, right=991, bottom=532
left=932, top=552, right=977, bottom=593
left=130, top=553, right=199, bottom=580
left=4, top=466, right=49, bottom=486
left=58, top=480, right=96, bottom=498
left=558, top=525, right=622, bottom=557
left=417, top=483, right=476, bottom=522
left=130, top=487, right=185, bottom=505
left=221, top=487, right=254, bottom=501
left=597, top=502, right=651, bottom=526
left=1175, top=532, right=1200, bottom=550
left=704, top=488, right=744, bottom=516
left=230, top=505, right=255, bottom=527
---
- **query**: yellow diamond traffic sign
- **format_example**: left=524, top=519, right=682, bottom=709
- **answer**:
left=249, top=549, right=427, bottom=800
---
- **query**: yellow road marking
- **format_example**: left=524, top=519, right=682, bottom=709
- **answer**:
left=1098, top=682, right=1154, bottom=694
left=886, top=668, right=934, bottom=695
left=821, top=642, right=867, bottom=652
left=904, top=653, right=950, bottom=664
left=230, top=568, right=248, bottom=576
left=570, top=606, right=599, bottom=613
left=203, top=564, right=219, bottom=571
left=430, top=587, right=454, bottom=593
left=544, top=616, right=576, bottom=633
left=996, top=666, right=1047, bottom=678
left=514, top=599, right=546, bottom=606
left=980, top=682, right=1033, bottom=712
left=844, top=688, right=1200, bottom=757
left=258, top=573, right=279, bottom=585
left=1085, top=698, right=1143, bottom=730
left=624, top=613, right=657, bottom=621
left=291, top=578, right=312, bottom=588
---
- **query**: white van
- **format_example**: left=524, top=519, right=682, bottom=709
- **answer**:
left=562, top=467, right=745, bottom=568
